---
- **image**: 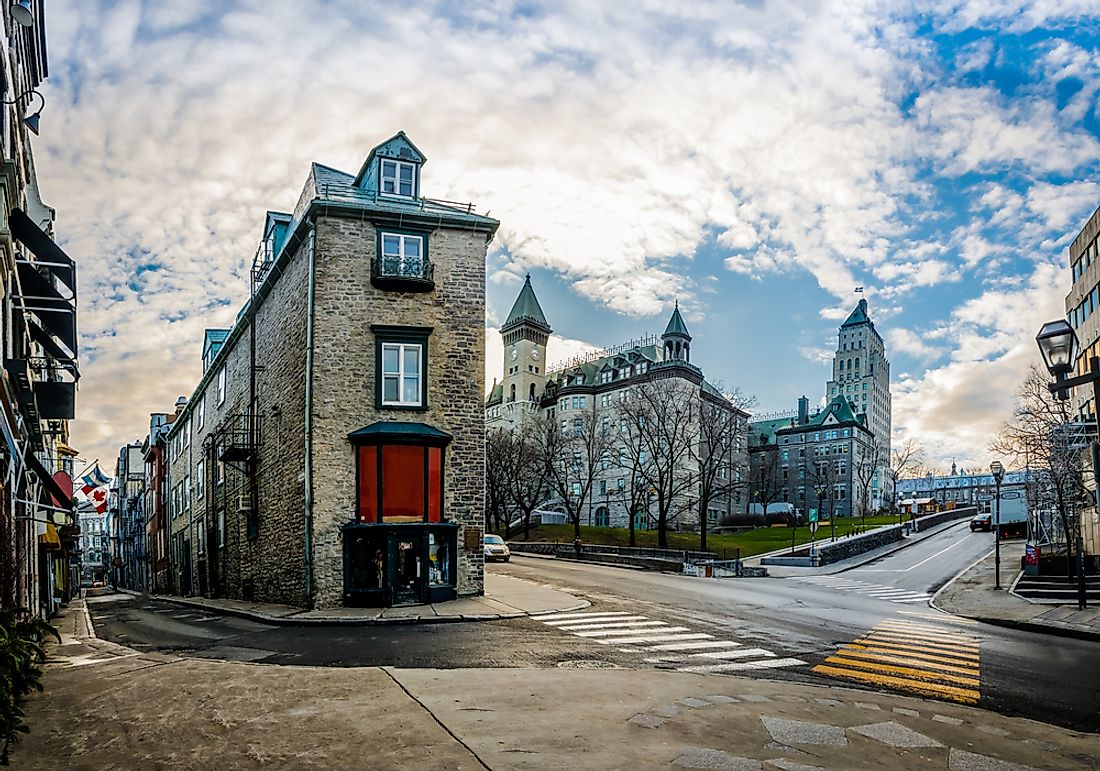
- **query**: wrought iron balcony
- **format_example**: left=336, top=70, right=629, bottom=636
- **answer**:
left=370, top=256, right=435, bottom=293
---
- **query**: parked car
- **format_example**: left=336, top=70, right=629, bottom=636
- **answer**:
left=484, top=534, right=511, bottom=562
left=970, top=512, right=993, bottom=532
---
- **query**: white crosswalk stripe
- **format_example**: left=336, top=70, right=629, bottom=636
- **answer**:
left=794, top=575, right=933, bottom=604
left=534, top=610, right=805, bottom=672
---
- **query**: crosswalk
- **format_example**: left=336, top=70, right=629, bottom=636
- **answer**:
left=793, top=574, right=933, bottom=604
left=532, top=610, right=806, bottom=674
left=813, top=614, right=982, bottom=704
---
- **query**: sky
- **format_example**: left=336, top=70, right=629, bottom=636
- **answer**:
left=33, top=0, right=1100, bottom=474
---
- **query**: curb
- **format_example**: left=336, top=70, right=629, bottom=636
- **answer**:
left=147, top=593, right=590, bottom=627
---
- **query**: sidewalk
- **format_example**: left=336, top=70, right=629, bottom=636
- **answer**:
left=747, top=518, right=970, bottom=577
left=933, top=541, right=1100, bottom=641
left=18, top=599, right=1099, bottom=769
left=133, top=572, right=587, bottom=625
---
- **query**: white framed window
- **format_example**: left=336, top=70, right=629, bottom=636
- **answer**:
left=197, top=397, right=205, bottom=429
left=380, top=232, right=423, bottom=272
left=217, top=509, right=226, bottom=548
left=196, top=460, right=205, bottom=500
left=184, top=476, right=191, bottom=511
left=381, top=342, right=423, bottom=407
left=216, top=459, right=225, bottom=486
left=183, top=418, right=191, bottom=448
left=380, top=159, right=416, bottom=198
left=216, top=366, right=226, bottom=405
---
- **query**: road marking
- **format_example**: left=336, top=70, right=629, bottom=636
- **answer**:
left=823, top=655, right=979, bottom=686
left=680, top=657, right=807, bottom=673
left=574, top=625, right=684, bottom=638
left=689, top=648, right=776, bottom=660
left=793, top=575, right=934, bottom=604
left=896, top=532, right=974, bottom=572
left=557, top=621, right=670, bottom=632
left=533, top=611, right=635, bottom=622
left=815, top=620, right=981, bottom=704
left=648, top=640, right=741, bottom=651
left=592, top=633, right=714, bottom=645
left=813, top=664, right=979, bottom=704
left=549, top=617, right=652, bottom=627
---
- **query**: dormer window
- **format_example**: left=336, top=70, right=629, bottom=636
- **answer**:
left=380, top=159, right=417, bottom=198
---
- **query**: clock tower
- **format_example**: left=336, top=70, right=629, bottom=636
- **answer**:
left=498, top=274, right=551, bottom=424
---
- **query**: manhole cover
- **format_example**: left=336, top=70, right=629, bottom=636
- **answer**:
left=557, top=659, right=619, bottom=669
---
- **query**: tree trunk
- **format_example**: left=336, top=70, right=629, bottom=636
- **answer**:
left=700, top=503, right=708, bottom=551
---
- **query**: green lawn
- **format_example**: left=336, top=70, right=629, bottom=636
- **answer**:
left=504, top=515, right=903, bottom=559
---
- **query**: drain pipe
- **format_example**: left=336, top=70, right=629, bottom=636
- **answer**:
left=303, top=223, right=317, bottom=605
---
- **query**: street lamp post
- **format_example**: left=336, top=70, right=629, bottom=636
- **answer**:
left=990, top=460, right=1004, bottom=590
left=1035, top=319, right=1091, bottom=610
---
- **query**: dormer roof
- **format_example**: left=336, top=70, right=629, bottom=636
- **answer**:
left=502, top=274, right=551, bottom=333
left=353, top=131, right=426, bottom=188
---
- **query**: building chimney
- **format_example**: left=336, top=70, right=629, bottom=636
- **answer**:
left=797, top=395, right=809, bottom=425
left=174, top=396, right=188, bottom=417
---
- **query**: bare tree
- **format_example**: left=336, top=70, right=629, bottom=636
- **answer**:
left=617, top=377, right=699, bottom=548
left=544, top=406, right=615, bottom=542
left=612, top=417, right=653, bottom=547
left=853, top=440, right=883, bottom=529
left=506, top=417, right=553, bottom=541
left=748, top=440, right=783, bottom=527
left=806, top=449, right=839, bottom=541
left=991, top=366, right=1090, bottom=578
left=887, top=438, right=925, bottom=522
left=485, top=427, right=512, bottom=534
left=692, top=385, right=753, bottom=551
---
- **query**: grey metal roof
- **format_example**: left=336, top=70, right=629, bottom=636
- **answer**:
left=502, top=274, right=551, bottom=332
left=663, top=303, right=691, bottom=338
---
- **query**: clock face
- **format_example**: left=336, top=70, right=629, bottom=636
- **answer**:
left=531, top=346, right=539, bottom=359
left=511, top=348, right=518, bottom=361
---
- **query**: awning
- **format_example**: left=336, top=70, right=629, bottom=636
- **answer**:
left=38, top=522, right=60, bottom=551
left=348, top=421, right=453, bottom=447
left=9, top=208, right=76, bottom=293
left=24, top=447, right=73, bottom=510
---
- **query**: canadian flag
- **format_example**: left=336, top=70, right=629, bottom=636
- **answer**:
left=89, top=486, right=108, bottom=514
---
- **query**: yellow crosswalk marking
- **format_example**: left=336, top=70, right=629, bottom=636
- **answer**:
left=845, top=641, right=978, bottom=667
left=823, top=655, right=980, bottom=687
left=812, top=664, right=980, bottom=704
left=815, top=618, right=982, bottom=705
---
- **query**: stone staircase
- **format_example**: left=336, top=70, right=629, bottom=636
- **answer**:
left=1013, top=574, right=1100, bottom=603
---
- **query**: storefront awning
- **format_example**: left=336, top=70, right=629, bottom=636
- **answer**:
left=348, top=421, right=453, bottom=447
left=38, top=522, right=60, bottom=550
left=24, top=447, right=73, bottom=511
left=9, top=208, right=76, bottom=293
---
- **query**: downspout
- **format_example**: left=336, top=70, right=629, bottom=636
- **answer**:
left=303, top=223, right=317, bottom=605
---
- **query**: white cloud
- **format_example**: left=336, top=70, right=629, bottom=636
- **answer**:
left=485, top=327, right=598, bottom=392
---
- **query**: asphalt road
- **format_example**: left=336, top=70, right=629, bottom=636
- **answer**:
left=86, top=522, right=1100, bottom=732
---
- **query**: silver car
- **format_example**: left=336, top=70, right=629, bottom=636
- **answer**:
left=484, top=534, right=511, bottom=562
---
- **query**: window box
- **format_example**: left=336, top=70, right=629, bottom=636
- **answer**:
left=372, top=230, right=434, bottom=292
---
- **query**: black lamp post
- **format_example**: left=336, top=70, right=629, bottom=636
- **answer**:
left=990, top=460, right=1004, bottom=589
left=1035, top=319, right=1090, bottom=610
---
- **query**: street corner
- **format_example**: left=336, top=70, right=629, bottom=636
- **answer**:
left=385, top=667, right=1100, bottom=770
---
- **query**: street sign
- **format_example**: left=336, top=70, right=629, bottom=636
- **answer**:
left=1000, top=491, right=1022, bottom=500
left=977, top=494, right=994, bottom=501
left=808, top=508, right=819, bottom=523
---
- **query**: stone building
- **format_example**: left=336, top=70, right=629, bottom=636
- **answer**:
left=143, top=412, right=173, bottom=593
left=748, top=395, right=876, bottom=519
left=486, top=280, right=749, bottom=530
left=165, top=132, right=498, bottom=609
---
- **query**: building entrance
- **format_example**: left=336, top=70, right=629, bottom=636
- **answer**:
left=342, top=523, right=458, bottom=607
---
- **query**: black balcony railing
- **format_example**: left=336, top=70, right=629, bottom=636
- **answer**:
left=370, top=256, right=435, bottom=293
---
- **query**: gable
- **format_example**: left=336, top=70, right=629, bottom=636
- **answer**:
left=353, top=131, right=426, bottom=190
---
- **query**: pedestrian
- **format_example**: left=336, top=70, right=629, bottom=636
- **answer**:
left=573, top=536, right=582, bottom=561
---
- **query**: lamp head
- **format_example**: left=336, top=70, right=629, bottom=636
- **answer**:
left=10, top=0, right=32, bottom=27
left=989, top=460, right=1004, bottom=483
left=1035, top=319, right=1079, bottom=377
left=22, top=109, right=39, bottom=136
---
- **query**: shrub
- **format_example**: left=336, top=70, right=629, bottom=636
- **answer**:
left=719, top=512, right=766, bottom=528
left=0, top=609, right=59, bottom=765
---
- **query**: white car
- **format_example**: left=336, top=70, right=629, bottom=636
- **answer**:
left=484, top=534, right=511, bottom=562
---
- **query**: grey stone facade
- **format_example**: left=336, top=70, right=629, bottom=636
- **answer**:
left=166, top=133, right=498, bottom=609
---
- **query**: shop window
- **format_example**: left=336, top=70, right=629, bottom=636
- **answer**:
left=351, top=421, right=451, bottom=524
left=428, top=531, right=452, bottom=587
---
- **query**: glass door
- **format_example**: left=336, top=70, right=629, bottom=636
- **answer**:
left=391, top=535, right=423, bottom=606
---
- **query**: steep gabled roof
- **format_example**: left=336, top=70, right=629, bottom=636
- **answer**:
left=352, top=131, right=427, bottom=187
left=502, top=274, right=551, bottom=332
left=841, top=298, right=871, bottom=328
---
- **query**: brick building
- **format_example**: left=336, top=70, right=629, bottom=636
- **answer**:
left=165, top=132, right=498, bottom=609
